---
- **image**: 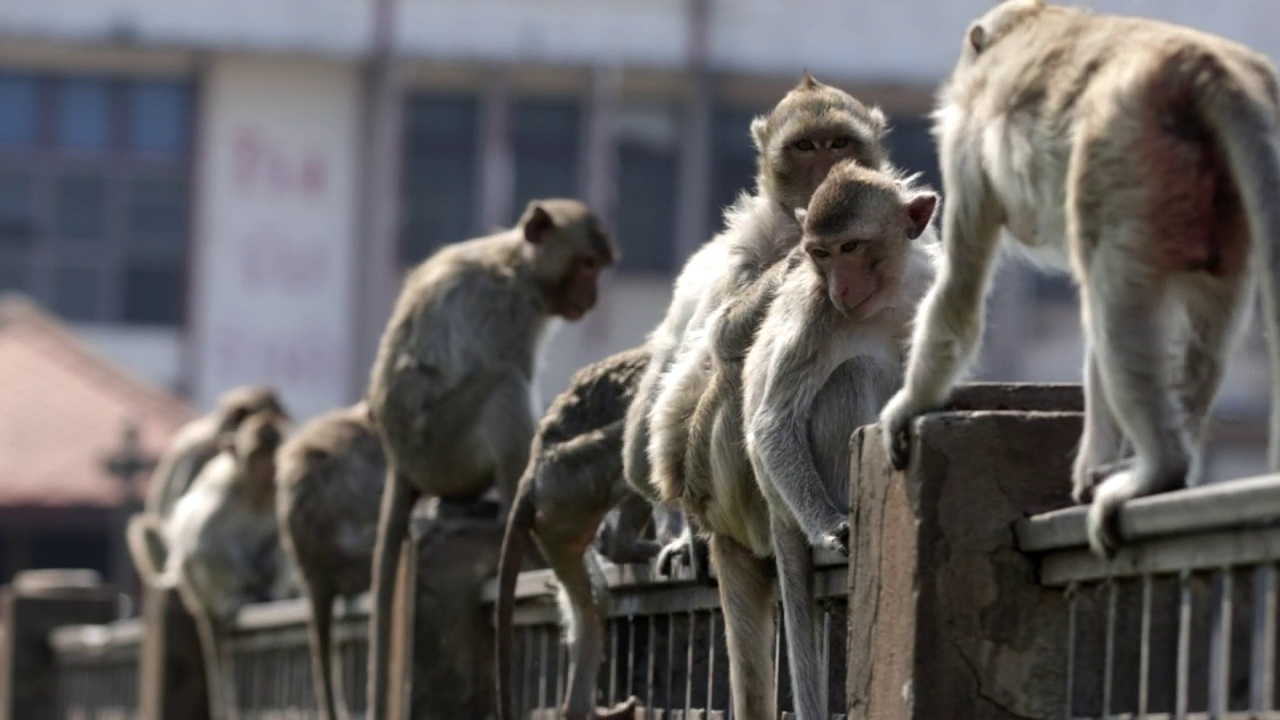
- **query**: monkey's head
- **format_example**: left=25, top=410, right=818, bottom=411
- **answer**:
left=751, top=72, right=888, bottom=213
left=224, top=412, right=286, bottom=496
left=961, top=0, right=1048, bottom=64
left=213, top=385, right=289, bottom=434
left=519, top=198, right=618, bottom=321
left=797, top=162, right=937, bottom=320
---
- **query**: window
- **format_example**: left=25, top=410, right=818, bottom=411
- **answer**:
left=0, top=73, right=193, bottom=325
left=513, top=98, right=581, bottom=216
left=400, top=94, right=479, bottom=264
left=614, top=104, right=679, bottom=274
left=708, top=105, right=761, bottom=234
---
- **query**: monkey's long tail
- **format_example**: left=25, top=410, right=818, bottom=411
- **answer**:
left=125, top=513, right=174, bottom=589
left=1194, top=59, right=1280, bottom=471
left=495, top=489, right=537, bottom=720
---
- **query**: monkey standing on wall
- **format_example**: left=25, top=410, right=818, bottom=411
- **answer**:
left=877, top=0, right=1280, bottom=557
left=493, top=346, right=656, bottom=720
left=626, top=73, right=891, bottom=574
left=276, top=400, right=386, bottom=720
left=364, top=199, right=618, bottom=719
left=128, top=412, right=294, bottom=720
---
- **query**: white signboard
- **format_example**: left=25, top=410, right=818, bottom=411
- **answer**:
left=190, top=57, right=359, bottom=421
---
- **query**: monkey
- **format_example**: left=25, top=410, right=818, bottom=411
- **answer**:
left=128, top=412, right=294, bottom=720
left=876, top=0, right=1280, bottom=558
left=736, top=163, right=938, bottom=720
left=141, top=385, right=288, bottom=520
left=275, top=400, right=386, bottom=720
left=623, top=72, right=890, bottom=576
left=495, top=347, right=660, bottom=720
left=365, top=198, right=618, bottom=719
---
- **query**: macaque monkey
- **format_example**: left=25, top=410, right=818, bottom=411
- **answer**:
left=495, top=347, right=656, bottom=720
left=624, top=73, right=890, bottom=574
left=276, top=400, right=385, bottom=720
left=142, top=385, right=288, bottom=519
left=128, top=412, right=294, bottom=720
left=877, top=0, right=1280, bottom=557
left=365, top=199, right=618, bottom=718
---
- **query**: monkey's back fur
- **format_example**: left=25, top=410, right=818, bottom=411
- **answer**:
left=276, top=402, right=386, bottom=599
left=536, top=347, right=649, bottom=450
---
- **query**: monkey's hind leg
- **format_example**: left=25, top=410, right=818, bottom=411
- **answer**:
left=1082, top=246, right=1193, bottom=558
left=1072, top=344, right=1125, bottom=504
left=596, top=491, right=661, bottom=565
left=546, top=543, right=637, bottom=720
left=711, top=534, right=777, bottom=720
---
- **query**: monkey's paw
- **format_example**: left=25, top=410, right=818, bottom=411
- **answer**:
left=818, top=521, right=851, bottom=558
left=656, top=535, right=713, bottom=584
left=1072, top=458, right=1131, bottom=505
left=878, top=394, right=918, bottom=471
left=591, top=695, right=640, bottom=720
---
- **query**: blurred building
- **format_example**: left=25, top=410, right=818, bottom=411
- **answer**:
left=0, top=0, right=1272, bottom=481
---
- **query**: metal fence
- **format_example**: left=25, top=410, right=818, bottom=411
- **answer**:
left=1017, top=474, right=1280, bottom=719
left=482, top=548, right=850, bottom=720
left=52, top=618, right=143, bottom=720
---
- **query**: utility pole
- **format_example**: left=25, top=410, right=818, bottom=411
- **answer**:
left=674, top=0, right=713, bottom=262
left=102, top=419, right=156, bottom=597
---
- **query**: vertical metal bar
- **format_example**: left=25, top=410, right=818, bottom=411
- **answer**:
left=666, top=613, right=677, bottom=711
left=774, top=605, right=783, bottom=717
left=821, top=606, right=832, bottom=716
left=1065, top=582, right=1078, bottom=720
left=1251, top=564, right=1277, bottom=711
left=520, top=629, right=533, bottom=718
left=647, top=615, right=656, bottom=720
left=1139, top=574, right=1152, bottom=718
left=627, top=616, right=637, bottom=709
left=707, top=611, right=717, bottom=716
left=1209, top=569, right=1233, bottom=718
left=685, top=610, right=696, bottom=714
left=538, top=625, right=550, bottom=710
left=1103, top=580, right=1117, bottom=718
left=1176, top=569, right=1192, bottom=720
left=556, top=636, right=567, bottom=709
left=609, top=617, right=619, bottom=706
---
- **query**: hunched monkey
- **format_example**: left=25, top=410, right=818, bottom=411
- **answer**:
left=141, top=385, right=288, bottom=520
left=877, top=0, right=1280, bottom=557
left=495, top=347, right=656, bottom=720
left=741, top=164, right=937, bottom=720
left=128, top=412, right=294, bottom=720
left=625, top=73, right=890, bottom=573
left=365, top=198, right=618, bottom=719
left=276, top=400, right=386, bottom=720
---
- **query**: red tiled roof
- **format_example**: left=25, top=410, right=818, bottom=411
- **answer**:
left=0, top=293, right=194, bottom=508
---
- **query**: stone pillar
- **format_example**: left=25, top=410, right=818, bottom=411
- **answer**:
left=137, top=587, right=209, bottom=720
left=845, top=384, right=1083, bottom=720
left=0, top=570, right=118, bottom=720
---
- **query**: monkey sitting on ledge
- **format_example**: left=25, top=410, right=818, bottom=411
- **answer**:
left=128, top=412, right=294, bottom=720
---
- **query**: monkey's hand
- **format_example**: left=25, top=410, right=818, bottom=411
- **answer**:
left=817, top=520, right=850, bottom=558
left=655, top=534, right=713, bottom=585
left=878, top=391, right=920, bottom=471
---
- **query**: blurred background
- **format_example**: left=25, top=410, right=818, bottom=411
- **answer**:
left=0, top=0, right=1272, bottom=591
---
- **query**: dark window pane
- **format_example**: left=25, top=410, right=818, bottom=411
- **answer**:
left=513, top=98, right=581, bottom=214
left=128, top=81, right=191, bottom=153
left=708, top=106, right=760, bottom=233
left=401, top=94, right=479, bottom=263
left=0, top=173, right=35, bottom=245
left=884, top=113, right=942, bottom=193
left=53, top=265, right=100, bottom=321
left=615, top=107, right=679, bottom=274
left=56, top=78, right=111, bottom=151
left=123, top=259, right=184, bottom=325
left=128, top=177, right=188, bottom=241
left=0, top=75, right=39, bottom=148
left=31, top=530, right=109, bottom=576
left=54, top=175, right=107, bottom=240
left=0, top=262, right=28, bottom=294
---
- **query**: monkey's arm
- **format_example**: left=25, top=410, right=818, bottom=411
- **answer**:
left=879, top=157, right=1002, bottom=468
left=746, top=338, right=847, bottom=551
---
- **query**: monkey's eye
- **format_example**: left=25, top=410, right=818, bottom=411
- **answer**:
left=793, top=139, right=816, bottom=151
left=831, top=136, right=852, bottom=150
left=810, top=248, right=830, bottom=260
left=840, top=240, right=860, bottom=254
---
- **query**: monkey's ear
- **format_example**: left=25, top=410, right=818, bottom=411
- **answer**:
left=968, top=22, right=988, bottom=53
left=521, top=202, right=555, bottom=244
left=794, top=208, right=808, bottom=225
left=905, top=192, right=939, bottom=239
left=749, top=116, right=769, bottom=152
left=797, top=70, right=819, bottom=90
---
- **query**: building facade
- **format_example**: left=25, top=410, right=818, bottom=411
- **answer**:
left=0, top=0, right=1273, bottom=476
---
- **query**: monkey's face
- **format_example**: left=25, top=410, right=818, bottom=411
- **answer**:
left=521, top=198, right=618, bottom=321
left=751, top=75, right=887, bottom=212
left=215, top=386, right=289, bottom=433
left=229, top=414, right=285, bottom=496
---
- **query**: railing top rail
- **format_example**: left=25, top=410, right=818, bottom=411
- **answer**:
left=1016, top=473, right=1280, bottom=555
left=49, top=617, right=144, bottom=656
left=231, top=592, right=371, bottom=633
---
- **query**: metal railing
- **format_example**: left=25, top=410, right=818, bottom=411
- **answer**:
left=1017, top=473, right=1280, bottom=719
left=482, top=548, right=850, bottom=720
left=52, top=617, right=144, bottom=720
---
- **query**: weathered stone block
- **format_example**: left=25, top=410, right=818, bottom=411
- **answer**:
left=846, top=407, right=1081, bottom=720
